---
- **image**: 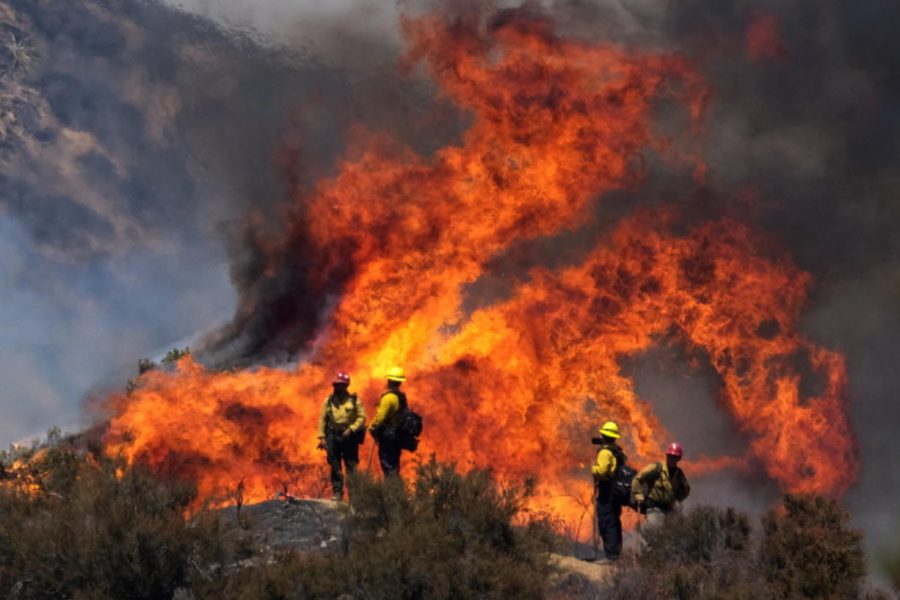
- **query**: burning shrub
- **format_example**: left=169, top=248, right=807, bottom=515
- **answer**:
left=0, top=446, right=225, bottom=599
left=162, top=347, right=191, bottom=366
left=198, top=458, right=560, bottom=599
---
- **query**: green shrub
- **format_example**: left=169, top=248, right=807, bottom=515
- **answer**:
left=760, top=494, right=867, bottom=600
left=640, top=506, right=752, bottom=567
left=0, top=448, right=224, bottom=599
left=161, top=348, right=191, bottom=366
left=604, top=495, right=875, bottom=600
left=605, top=506, right=757, bottom=600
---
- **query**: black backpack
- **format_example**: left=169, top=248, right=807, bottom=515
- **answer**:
left=598, top=444, right=638, bottom=508
left=381, top=390, right=423, bottom=452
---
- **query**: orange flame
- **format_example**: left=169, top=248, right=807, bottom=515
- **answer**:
left=2, top=452, right=51, bottom=498
left=104, top=8, right=856, bottom=527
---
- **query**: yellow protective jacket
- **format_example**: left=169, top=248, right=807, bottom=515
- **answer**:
left=317, top=393, right=366, bottom=437
left=591, top=444, right=619, bottom=482
left=369, top=390, right=401, bottom=433
left=631, top=462, right=690, bottom=509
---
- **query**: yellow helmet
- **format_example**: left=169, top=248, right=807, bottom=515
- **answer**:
left=598, top=421, right=620, bottom=439
left=385, top=366, right=406, bottom=382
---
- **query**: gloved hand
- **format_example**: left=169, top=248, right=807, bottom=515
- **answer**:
left=342, top=429, right=353, bottom=439
left=317, top=437, right=327, bottom=450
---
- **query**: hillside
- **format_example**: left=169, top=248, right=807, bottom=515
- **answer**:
left=1, top=441, right=895, bottom=599
left=0, top=443, right=613, bottom=598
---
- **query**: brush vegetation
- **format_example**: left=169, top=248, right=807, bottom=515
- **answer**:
left=0, top=441, right=559, bottom=599
left=605, top=497, right=888, bottom=600
left=0, top=435, right=892, bottom=599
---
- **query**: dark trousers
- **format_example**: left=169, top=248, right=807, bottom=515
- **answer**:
left=377, top=438, right=402, bottom=477
left=326, top=432, right=360, bottom=494
left=596, top=489, right=623, bottom=559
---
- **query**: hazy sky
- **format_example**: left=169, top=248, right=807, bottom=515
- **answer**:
left=0, top=0, right=412, bottom=444
left=0, top=210, right=234, bottom=444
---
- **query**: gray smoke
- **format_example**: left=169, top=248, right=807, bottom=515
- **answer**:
left=0, top=0, right=445, bottom=440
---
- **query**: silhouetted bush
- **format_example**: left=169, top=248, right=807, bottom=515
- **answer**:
left=161, top=347, right=191, bottom=366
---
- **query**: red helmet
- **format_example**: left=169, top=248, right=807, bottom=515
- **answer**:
left=666, top=442, right=684, bottom=458
left=333, top=372, right=350, bottom=386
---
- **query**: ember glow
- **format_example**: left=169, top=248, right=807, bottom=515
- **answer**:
left=104, top=8, right=856, bottom=526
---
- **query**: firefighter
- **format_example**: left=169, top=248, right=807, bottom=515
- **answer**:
left=632, top=442, right=691, bottom=530
left=316, top=372, right=366, bottom=501
left=591, top=420, right=625, bottom=562
left=368, top=366, right=407, bottom=477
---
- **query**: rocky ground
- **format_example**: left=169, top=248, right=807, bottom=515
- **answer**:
left=218, top=497, right=346, bottom=557
left=211, top=497, right=613, bottom=596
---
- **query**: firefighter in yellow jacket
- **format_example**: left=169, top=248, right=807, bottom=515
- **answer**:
left=368, top=366, right=407, bottom=477
left=632, top=442, right=691, bottom=529
left=592, top=421, right=625, bottom=561
left=317, top=372, right=366, bottom=500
